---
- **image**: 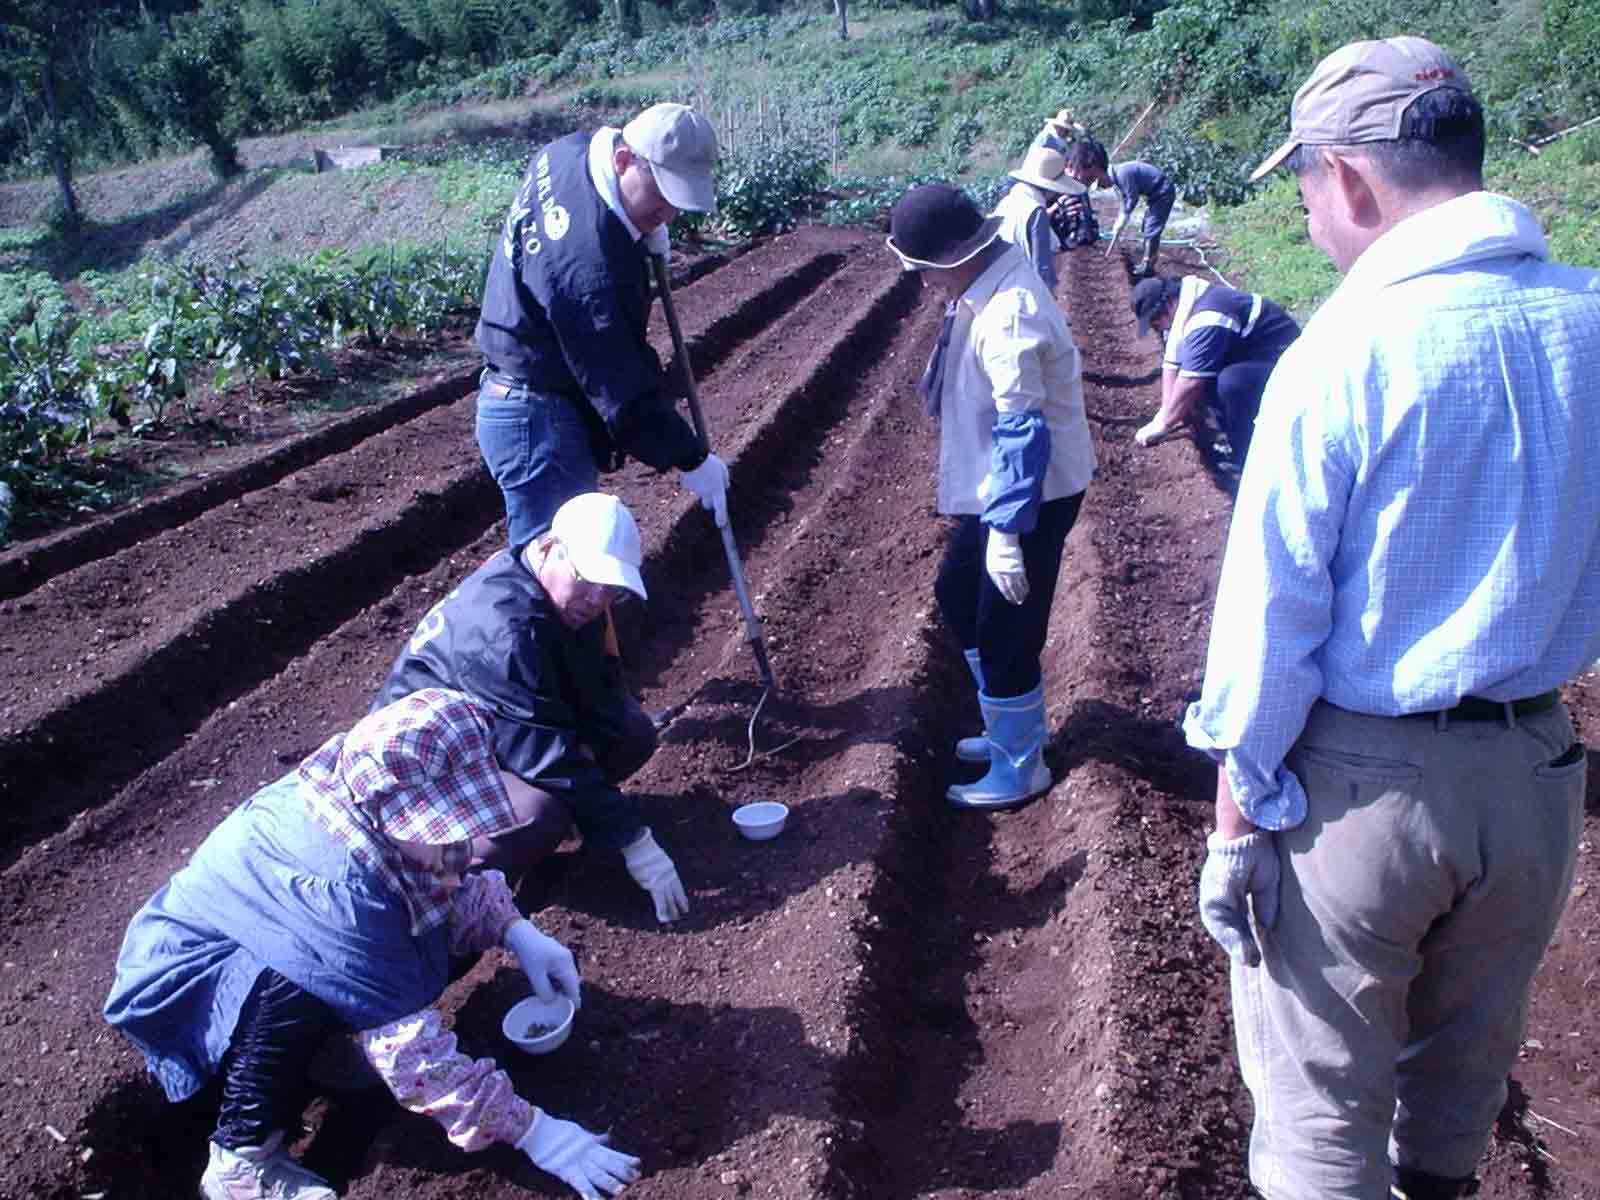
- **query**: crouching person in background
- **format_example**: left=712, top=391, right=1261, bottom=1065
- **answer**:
left=373, top=492, right=689, bottom=925
left=104, top=689, right=639, bottom=1200
left=1129, top=273, right=1301, bottom=468
left=887, top=184, right=1096, bottom=811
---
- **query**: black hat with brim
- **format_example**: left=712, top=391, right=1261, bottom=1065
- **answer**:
left=886, top=183, right=1003, bottom=271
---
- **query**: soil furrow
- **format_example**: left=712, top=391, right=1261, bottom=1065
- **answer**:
left=827, top=262, right=1137, bottom=1199
left=579, top=250, right=917, bottom=698
left=0, top=242, right=873, bottom=857
left=0, top=234, right=845, bottom=607
left=659, top=250, right=852, bottom=391
left=0, top=363, right=481, bottom=603
left=0, top=227, right=942, bottom=1200
left=0, top=407, right=501, bottom=862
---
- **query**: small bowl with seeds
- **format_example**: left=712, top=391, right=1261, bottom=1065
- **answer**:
left=502, top=994, right=576, bottom=1055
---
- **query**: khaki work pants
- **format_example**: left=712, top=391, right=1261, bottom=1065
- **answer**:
left=1233, top=700, right=1584, bottom=1199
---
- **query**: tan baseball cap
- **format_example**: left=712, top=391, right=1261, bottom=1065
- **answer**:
left=622, top=102, right=719, bottom=212
left=1250, top=35, right=1471, bottom=181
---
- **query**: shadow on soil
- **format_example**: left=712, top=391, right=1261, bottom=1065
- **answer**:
left=1054, top=697, right=1216, bottom=802
left=826, top=642, right=1077, bottom=1197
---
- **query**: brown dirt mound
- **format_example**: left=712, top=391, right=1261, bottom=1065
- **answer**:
left=1, top=224, right=1596, bottom=1200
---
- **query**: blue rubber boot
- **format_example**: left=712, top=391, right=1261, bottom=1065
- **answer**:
left=947, top=685, right=1052, bottom=810
left=955, top=649, right=991, bottom=763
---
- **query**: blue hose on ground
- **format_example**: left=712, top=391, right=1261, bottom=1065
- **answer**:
left=1097, top=231, right=1235, bottom=288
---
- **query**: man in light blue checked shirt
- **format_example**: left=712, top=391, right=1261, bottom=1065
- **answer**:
left=1183, top=35, right=1600, bottom=1200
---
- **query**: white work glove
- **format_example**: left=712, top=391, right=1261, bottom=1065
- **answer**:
left=1135, top=414, right=1176, bottom=447
left=984, top=528, right=1029, bottom=606
left=1198, top=831, right=1280, bottom=968
left=621, top=828, right=689, bottom=923
left=504, top=919, right=581, bottom=1008
left=518, top=1111, right=640, bottom=1200
left=680, top=453, right=729, bottom=528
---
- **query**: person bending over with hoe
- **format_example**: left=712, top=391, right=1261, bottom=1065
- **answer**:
left=1063, top=137, right=1176, bottom=276
left=887, top=184, right=1096, bottom=811
left=1185, top=35, right=1600, bottom=1200
left=475, top=101, right=730, bottom=549
left=374, top=492, right=690, bottom=925
left=1129, top=273, right=1300, bottom=467
left=105, top=689, right=640, bottom=1200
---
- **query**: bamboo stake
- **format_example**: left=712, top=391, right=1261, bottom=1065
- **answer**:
left=1110, top=98, right=1160, bottom=158
left=1534, top=112, right=1600, bottom=145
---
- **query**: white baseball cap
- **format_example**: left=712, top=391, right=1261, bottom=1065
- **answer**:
left=550, top=493, right=647, bottom=601
left=622, top=103, right=719, bottom=213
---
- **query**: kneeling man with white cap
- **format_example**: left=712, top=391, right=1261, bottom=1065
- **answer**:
left=375, top=492, right=690, bottom=924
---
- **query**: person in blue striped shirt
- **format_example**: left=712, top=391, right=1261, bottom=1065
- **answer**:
left=1184, top=35, right=1600, bottom=1200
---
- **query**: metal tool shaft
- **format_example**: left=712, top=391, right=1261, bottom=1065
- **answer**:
left=649, top=253, right=776, bottom=691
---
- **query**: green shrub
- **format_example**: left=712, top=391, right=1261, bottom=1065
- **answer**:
left=1542, top=0, right=1600, bottom=110
left=1138, top=124, right=1254, bottom=208
left=0, top=310, right=106, bottom=477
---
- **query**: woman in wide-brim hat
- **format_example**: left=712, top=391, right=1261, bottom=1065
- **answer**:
left=992, top=145, right=1086, bottom=291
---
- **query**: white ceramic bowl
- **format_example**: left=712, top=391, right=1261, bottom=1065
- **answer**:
left=501, top=995, right=575, bottom=1055
left=732, top=801, right=789, bottom=841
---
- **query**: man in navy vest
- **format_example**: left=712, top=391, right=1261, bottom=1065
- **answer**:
left=1130, top=273, right=1301, bottom=467
left=475, top=103, right=730, bottom=550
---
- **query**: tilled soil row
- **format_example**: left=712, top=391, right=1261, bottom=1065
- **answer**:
left=0, top=228, right=1231, bottom=1200
left=0, top=364, right=481, bottom=604
left=0, top=402, right=500, bottom=861
left=0, top=231, right=835, bottom=608
left=0, top=234, right=876, bottom=862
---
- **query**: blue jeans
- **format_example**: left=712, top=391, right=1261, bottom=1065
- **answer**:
left=934, top=491, right=1084, bottom=698
left=1212, top=359, right=1277, bottom=466
left=475, top=371, right=599, bottom=550
left=1140, top=184, right=1176, bottom=239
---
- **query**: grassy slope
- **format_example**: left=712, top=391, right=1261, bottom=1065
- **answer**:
left=1214, top=127, right=1600, bottom=321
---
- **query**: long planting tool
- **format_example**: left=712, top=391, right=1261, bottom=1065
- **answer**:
left=649, top=253, right=788, bottom=766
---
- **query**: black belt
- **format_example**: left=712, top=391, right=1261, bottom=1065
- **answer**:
left=1403, top=690, right=1559, bottom=723
left=478, top=369, right=568, bottom=403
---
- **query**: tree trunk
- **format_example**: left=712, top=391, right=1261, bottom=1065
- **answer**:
left=38, top=52, right=81, bottom=229
left=614, top=0, right=640, bottom=40
left=834, top=0, right=848, bottom=41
